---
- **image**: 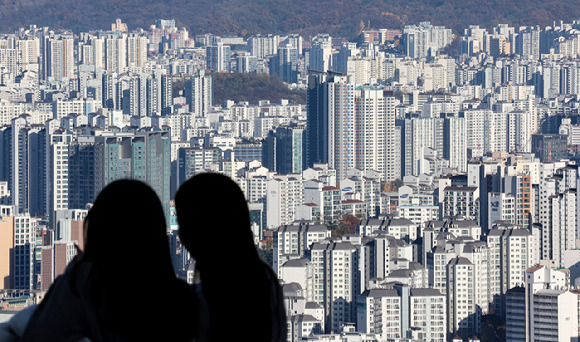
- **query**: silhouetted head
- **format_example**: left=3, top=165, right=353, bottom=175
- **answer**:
left=79, top=180, right=197, bottom=341
left=83, top=179, right=174, bottom=278
left=175, top=172, right=257, bottom=268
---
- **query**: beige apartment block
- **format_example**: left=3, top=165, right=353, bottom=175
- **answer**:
left=0, top=216, right=14, bottom=289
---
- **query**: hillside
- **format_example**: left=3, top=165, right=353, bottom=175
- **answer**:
left=1, top=0, right=579, bottom=38
left=212, top=72, right=306, bottom=106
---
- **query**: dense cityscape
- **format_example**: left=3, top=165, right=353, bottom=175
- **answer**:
left=0, top=16, right=579, bottom=341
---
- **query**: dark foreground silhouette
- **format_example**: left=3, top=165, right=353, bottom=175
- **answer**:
left=175, top=172, right=287, bottom=342
left=21, top=180, right=197, bottom=342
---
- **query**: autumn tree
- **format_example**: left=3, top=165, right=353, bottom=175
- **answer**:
left=383, top=178, right=404, bottom=192
left=331, top=214, right=361, bottom=238
left=383, top=182, right=397, bottom=193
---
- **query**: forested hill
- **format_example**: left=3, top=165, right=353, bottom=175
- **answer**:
left=1, top=0, right=578, bottom=37
left=212, top=73, right=306, bottom=106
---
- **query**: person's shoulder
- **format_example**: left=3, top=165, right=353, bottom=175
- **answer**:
left=0, top=321, right=20, bottom=342
left=1, top=305, right=37, bottom=341
left=20, top=263, right=93, bottom=342
left=33, top=261, right=94, bottom=310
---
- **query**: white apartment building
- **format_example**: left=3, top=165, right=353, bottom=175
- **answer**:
left=384, top=264, right=428, bottom=289
left=243, top=174, right=270, bottom=204
left=537, top=164, right=578, bottom=268
left=52, top=98, right=101, bottom=120
left=273, top=221, right=330, bottom=277
left=530, top=290, right=578, bottom=342
left=397, top=205, right=439, bottom=226
left=281, top=258, right=314, bottom=302
left=441, top=186, right=480, bottom=222
left=486, top=224, right=535, bottom=313
left=369, top=233, right=413, bottom=279
left=266, top=174, right=304, bottom=228
left=446, top=256, right=479, bottom=337
left=185, top=70, right=213, bottom=117
left=248, top=34, right=280, bottom=59
left=289, top=315, right=324, bottom=342
left=356, top=286, right=446, bottom=342
left=0, top=100, right=28, bottom=126
left=309, top=40, right=332, bottom=73
left=518, top=265, right=571, bottom=341
left=354, top=87, right=396, bottom=181
left=463, top=109, right=508, bottom=157
left=409, top=288, right=447, bottom=342
left=46, top=37, right=74, bottom=81
left=444, top=114, right=467, bottom=172
left=311, top=241, right=361, bottom=333
left=340, top=170, right=382, bottom=216
left=302, top=164, right=337, bottom=187
left=506, top=110, right=533, bottom=153
left=401, top=116, right=443, bottom=176
left=126, top=33, right=148, bottom=68
left=442, top=219, right=482, bottom=241
left=303, top=180, right=341, bottom=225
left=356, top=289, right=402, bottom=339
left=423, top=63, right=447, bottom=92
left=13, top=214, right=38, bottom=290
left=47, top=133, right=72, bottom=218
left=488, top=192, right=516, bottom=230
left=461, top=241, right=492, bottom=313
left=327, top=77, right=355, bottom=181
left=356, top=217, right=417, bottom=242
left=402, top=22, right=452, bottom=59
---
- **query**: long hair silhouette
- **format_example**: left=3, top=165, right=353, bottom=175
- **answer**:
left=84, top=179, right=194, bottom=340
left=22, top=179, right=197, bottom=342
left=175, top=172, right=286, bottom=341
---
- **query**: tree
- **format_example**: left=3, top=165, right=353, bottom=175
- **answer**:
left=383, top=178, right=404, bottom=192
left=258, top=237, right=274, bottom=266
left=383, top=181, right=397, bottom=192
left=480, top=314, right=506, bottom=342
left=213, top=72, right=306, bottom=106
left=330, top=214, right=360, bottom=238
left=393, top=178, right=404, bottom=188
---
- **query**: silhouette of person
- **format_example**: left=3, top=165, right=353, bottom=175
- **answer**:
left=21, top=179, right=197, bottom=342
left=175, top=172, right=286, bottom=342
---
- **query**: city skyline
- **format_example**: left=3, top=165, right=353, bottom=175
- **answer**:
left=1, top=14, right=580, bottom=342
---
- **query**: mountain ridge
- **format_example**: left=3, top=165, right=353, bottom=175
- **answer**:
left=0, top=0, right=577, bottom=38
